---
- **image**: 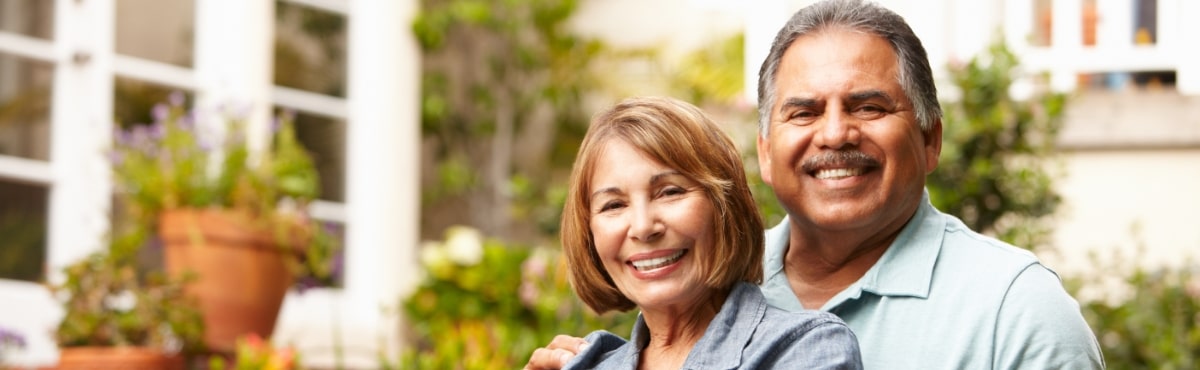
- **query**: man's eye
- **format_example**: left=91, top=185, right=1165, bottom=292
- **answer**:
left=853, top=105, right=886, bottom=119
left=786, top=110, right=818, bottom=125
left=791, top=111, right=816, bottom=119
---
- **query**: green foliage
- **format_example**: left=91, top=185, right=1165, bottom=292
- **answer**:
left=413, top=0, right=606, bottom=240
left=929, top=41, right=1065, bottom=249
left=208, top=334, right=301, bottom=370
left=394, top=226, right=637, bottom=369
left=669, top=34, right=746, bottom=106
left=111, top=94, right=339, bottom=287
left=50, top=229, right=203, bottom=351
left=1067, top=246, right=1200, bottom=369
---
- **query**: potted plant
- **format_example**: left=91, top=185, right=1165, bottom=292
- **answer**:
left=111, top=92, right=339, bottom=353
left=50, top=229, right=203, bottom=369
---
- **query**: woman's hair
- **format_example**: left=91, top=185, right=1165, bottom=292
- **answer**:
left=561, top=96, right=764, bottom=314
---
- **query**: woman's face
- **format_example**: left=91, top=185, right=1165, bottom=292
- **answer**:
left=588, top=138, right=716, bottom=311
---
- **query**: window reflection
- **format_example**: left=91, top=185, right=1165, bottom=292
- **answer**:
left=0, top=181, right=47, bottom=282
left=0, top=53, right=52, bottom=161
left=274, top=1, right=347, bottom=97
left=115, top=0, right=194, bottom=67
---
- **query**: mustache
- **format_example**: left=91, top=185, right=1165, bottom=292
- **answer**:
left=801, top=150, right=881, bottom=173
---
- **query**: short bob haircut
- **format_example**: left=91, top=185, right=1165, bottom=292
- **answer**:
left=561, top=96, right=764, bottom=314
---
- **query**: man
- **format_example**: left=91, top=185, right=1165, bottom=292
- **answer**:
left=527, top=0, right=1103, bottom=368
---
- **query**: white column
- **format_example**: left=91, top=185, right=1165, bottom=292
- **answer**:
left=1051, top=0, right=1084, bottom=92
left=345, top=0, right=420, bottom=360
left=47, top=0, right=113, bottom=281
left=1095, top=0, right=1133, bottom=48
left=193, top=0, right=274, bottom=153
left=1004, top=0, right=1035, bottom=50
left=1173, top=0, right=1200, bottom=95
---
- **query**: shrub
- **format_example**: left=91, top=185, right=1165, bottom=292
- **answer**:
left=393, top=226, right=636, bottom=369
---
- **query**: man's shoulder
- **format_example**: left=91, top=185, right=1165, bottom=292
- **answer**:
left=933, top=210, right=1044, bottom=274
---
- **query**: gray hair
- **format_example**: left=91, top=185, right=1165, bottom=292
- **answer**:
left=756, top=0, right=941, bottom=137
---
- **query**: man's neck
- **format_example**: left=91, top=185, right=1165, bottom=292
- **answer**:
left=782, top=214, right=913, bottom=310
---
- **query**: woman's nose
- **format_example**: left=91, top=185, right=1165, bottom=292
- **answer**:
left=627, top=203, right=664, bottom=243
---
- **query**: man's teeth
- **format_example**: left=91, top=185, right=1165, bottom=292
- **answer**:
left=631, top=250, right=686, bottom=271
left=815, top=168, right=864, bottom=180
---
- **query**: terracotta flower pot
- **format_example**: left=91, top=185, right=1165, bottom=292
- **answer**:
left=56, top=346, right=183, bottom=370
left=158, top=208, right=294, bottom=354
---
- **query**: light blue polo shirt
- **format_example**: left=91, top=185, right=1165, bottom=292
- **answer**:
left=761, top=191, right=1104, bottom=370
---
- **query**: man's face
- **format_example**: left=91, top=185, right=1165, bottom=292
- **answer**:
left=757, top=28, right=941, bottom=236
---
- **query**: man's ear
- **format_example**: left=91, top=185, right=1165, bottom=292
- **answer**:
left=924, top=118, right=943, bottom=174
left=757, top=133, right=774, bottom=185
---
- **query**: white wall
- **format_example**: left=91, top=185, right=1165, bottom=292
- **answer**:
left=1044, top=149, right=1200, bottom=276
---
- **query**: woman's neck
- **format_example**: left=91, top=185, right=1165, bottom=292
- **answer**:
left=636, top=289, right=728, bottom=370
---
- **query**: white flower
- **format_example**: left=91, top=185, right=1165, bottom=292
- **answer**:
left=444, top=225, right=484, bottom=266
left=103, top=290, right=137, bottom=312
left=419, top=240, right=447, bottom=268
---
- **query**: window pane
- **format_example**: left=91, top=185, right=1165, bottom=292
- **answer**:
left=0, top=0, right=54, bottom=40
left=114, top=77, right=191, bottom=126
left=1134, top=0, right=1157, bottom=45
left=115, top=0, right=194, bottom=67
left=274, top=1, right=346, bottom=97
left=1032, top=0, right=1052, bottom=46
left=0, top=53, right=52, bottom=161
left=281, top=109, right=345, bottom=203
left=0, top=180, right=47, bottom=282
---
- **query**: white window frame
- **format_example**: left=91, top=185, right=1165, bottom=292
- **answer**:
left=0, top=0, right=420, bottom=367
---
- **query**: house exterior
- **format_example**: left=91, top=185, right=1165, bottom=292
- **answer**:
left=1, top=0, right=1196, bottom=367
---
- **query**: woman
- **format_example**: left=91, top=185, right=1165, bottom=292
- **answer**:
left=559, top=96, right=862, bottom=369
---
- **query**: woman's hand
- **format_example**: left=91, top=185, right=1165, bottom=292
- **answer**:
left=523, top=335, right=589, bottom=370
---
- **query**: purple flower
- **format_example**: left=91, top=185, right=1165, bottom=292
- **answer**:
left=152, top=103, right=170, bottom=123
left=179, top=112, right=196, bottom=130
left=114, top=125, right=136, bottom=146
left=522, top=253, right=547, bottom=280
left=108, top=150, right=125, bottom=166
left=0, top=326, right=26, bottom=349
left=168, top=91, right=186, bottom=107
left=148, top=121, right=166, bottom=140
left=293, top=276, right=320, bottom=294
left=519, top=281, right=540, bottom=307
left=329, top=248, right=345, bottom=285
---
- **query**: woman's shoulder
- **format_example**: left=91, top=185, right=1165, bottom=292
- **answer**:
left=758, top=304, right=852, bottom=337
left=744, top=306, right=863, bottom=368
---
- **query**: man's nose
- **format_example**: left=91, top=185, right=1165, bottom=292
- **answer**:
left=816, top=110, right=860, bottom=150
left=627, top=203, right=664, bottom=243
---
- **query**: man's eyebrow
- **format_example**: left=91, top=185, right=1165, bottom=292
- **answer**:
left=847, top=90, right=894, bottom=104
left=778, top=97, right=819, bottom=113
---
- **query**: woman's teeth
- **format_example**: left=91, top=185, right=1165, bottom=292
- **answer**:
left=631, top=249, right=686, bottom=271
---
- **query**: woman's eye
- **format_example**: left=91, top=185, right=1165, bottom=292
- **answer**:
left=660, top=186, right=686, bottom=197
left=598, top=201, right=624, bottom=212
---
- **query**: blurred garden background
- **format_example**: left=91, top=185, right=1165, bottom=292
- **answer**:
left=1, top=0, right=1198, bottom=369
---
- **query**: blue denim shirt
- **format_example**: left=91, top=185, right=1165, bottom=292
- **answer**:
left=564, top=282, right=863, bottom=369
left=761, top=191, right=1104, bottom=370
